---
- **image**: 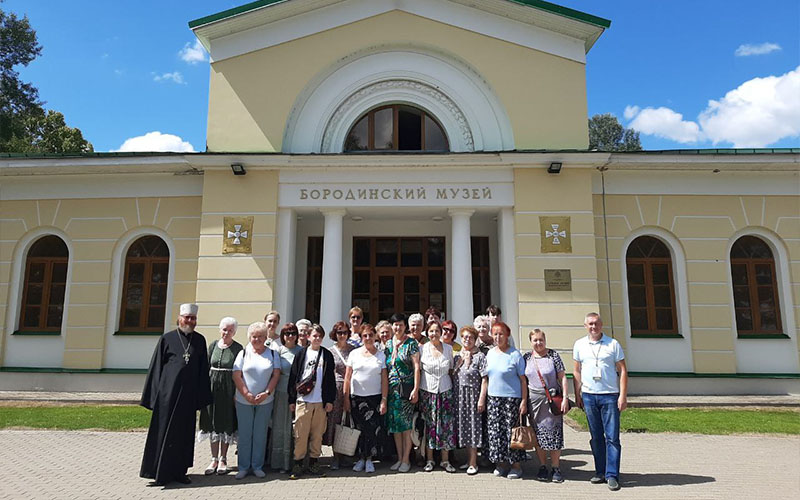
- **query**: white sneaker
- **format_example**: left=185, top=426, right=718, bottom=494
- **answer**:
left=365, top=460, right=375, bottom=473
left=467, top=465, right=478, bottom=475
left=253, top=469, right=266, bottom=478
left=390, top=461, right=402, bottom=471
left=398, top=462, right=411, bottom=473
left=352, top=459, right=365, bottom=472
left=235, top=469, right=249, bottom=480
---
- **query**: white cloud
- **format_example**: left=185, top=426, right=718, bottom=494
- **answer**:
left=623, top=105, right=640, bottom=120
left=735, top=42, right=781, bottom=57
left=179, top=39, right=208, bottom=65
left=113, top=132, right=195, bottom=152
left=699, top=66, right=800, bottom=147
left=153, top=71, right=186, bottom=85
left=625, top=66, right=800, bottom=148
left=627, top=106, right=702, bottom=143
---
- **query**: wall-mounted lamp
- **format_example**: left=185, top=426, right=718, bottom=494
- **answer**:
left=547, top=162, right=562, bottom=174
left=230, top=163, right=246, bottom=176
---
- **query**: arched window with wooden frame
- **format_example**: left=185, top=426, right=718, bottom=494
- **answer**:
left=344, top=104, right=449, bottom=152
left=730, top=235, right=782, bottom=335
left=19, top=235, right=69, bottom=332
left=626, top=236, right=679, bottom=336
left=119, top=236, right=170, bottom=333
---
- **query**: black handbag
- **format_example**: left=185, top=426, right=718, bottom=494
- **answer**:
left=295, top=348, right=322, bottom=396
left=397, top=379, right=414, bottom=399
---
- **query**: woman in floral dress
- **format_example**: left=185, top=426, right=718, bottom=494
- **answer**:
left=419, top=321, right=457, bottom=472
left=385, top=313, right=420, bottom=473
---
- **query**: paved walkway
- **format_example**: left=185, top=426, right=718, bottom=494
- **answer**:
left=1, top=426, right=797, bottom=500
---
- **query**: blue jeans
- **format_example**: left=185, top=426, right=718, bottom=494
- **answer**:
left=582, top=392, right=621, bottom=479
left=236, top=401, right=274, bottom=472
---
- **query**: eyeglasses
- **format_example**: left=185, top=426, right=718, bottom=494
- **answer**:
left=350, top=315, right=362, bottom=320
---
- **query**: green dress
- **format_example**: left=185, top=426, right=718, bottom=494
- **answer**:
left=198, top=340, right=243, bottom=443
left=269, top=343, right=303, bottom=471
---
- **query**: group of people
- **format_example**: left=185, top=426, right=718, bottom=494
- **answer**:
left=139, top=304, right=628, bottom=492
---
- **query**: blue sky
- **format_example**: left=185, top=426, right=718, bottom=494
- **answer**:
left=5, top=0, right=799, bottom=152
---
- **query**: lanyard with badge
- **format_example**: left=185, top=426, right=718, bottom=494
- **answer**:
left=591, top=339, right=603, bottom=381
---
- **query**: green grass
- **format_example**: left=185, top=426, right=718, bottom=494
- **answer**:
left=566, top=407, right=800, bottom=435
left=0, top=405, right=151, bottom=431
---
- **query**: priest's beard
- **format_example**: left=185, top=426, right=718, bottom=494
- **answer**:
left=178, top=324, right=193, bottom=334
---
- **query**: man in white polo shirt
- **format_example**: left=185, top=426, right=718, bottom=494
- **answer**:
left=572, top=312, right=628, bottom=491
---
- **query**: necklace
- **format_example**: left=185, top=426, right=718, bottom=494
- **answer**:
left=178, top=331, right=192, bottom=364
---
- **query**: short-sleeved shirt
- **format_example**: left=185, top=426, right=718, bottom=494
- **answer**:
left=297, top=347, right=325, bottom=403
left=233, top=347, right=278, bottom=405
left=346, top=346, right=386, bottom=396
left=485, top=346, right=526, bottom=398
left=572, top=334, right=625, bottom=394
left=419, top=342, right=453, bottom=394
left=385, top=337, right=419, bottom=386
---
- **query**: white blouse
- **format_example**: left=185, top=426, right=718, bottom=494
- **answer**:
left=419, top=342, right=453, bottom=394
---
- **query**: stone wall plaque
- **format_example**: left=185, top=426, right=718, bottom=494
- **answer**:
left=223, top=216, right=254, bottom=254
left=544, top=269, right=572, bottom=291
left=540, top=216, right=572, bottom=253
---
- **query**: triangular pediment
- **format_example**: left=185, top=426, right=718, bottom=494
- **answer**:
left=190, top=0, right=609, bottom=63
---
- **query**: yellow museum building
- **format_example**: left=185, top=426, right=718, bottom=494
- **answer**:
left=1, top=0, right=798, bottom=393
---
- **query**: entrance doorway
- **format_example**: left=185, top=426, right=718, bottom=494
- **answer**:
left=352, top=237, right=446, bottom=324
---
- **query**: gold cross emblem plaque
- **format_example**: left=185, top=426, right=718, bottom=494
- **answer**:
left=223, top=216, right=254, bottom=254
left=540, top=216, right=572, bottom=253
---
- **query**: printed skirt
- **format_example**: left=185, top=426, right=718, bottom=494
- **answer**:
left=350, top=394, right=383, bottom=458
left=486, top=396, right=528, bottom=465
left=419, top=389, right=457, bottom=450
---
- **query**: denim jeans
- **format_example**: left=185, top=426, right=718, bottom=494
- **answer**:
left=582, top=392, right=621, bottom=479
left=236, top=401, right=274, bottom=472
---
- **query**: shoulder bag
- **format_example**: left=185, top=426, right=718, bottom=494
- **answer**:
left=295, top=348, right=323, bottom=396
left=533, top=353, right=566, bottom=416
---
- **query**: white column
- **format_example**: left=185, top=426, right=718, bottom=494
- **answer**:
left=274, top=208, right=297, bottom=321
left=319, top=209, right=345, bottom=334
left=498, top=207, right=519, bottom=346
left=449, top=209, right=474, bottom=330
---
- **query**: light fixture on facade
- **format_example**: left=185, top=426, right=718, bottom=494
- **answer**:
left=230, top=163, right=246, bottom=175
left=432, top=216, right=444, bottom=222
left=351, top=216, right=363, bottom=221
left=547, top=162, right=562, bottom=174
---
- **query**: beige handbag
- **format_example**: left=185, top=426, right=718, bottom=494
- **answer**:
left=510, top=414, right=538, bottom=451
left=333, top=412, right=361, bottom=456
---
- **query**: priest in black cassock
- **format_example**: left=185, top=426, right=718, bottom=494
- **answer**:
left=140, top=303, right=213, bottom=486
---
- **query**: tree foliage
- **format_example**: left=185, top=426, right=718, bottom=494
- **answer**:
left=588, top=113, right=642, bottom=152
left=0, top=3, right=92, bottom=153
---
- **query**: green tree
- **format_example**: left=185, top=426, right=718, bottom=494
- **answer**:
left=588, top=113, right=642, bottom=151
left=0, top=2, right=92, bottom=153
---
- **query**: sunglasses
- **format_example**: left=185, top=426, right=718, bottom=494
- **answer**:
left=284, top=331, right=298, bottom=336
left=442, top=327, right=456, bottom=333
left=336, top=331, right=349, bottom=335
left=350, top=315, right=362, bottom=320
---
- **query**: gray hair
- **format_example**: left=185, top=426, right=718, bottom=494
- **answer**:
left=585, top=312, right=602, bottom=323
left=408, top=313, right=424, bottom=324
left=296, top=318, right=312, bottom=329
left=473, top=315, right=490, bottom=328
left=247, top=321, right=269, bottom=337
left=219, top=316, right=238, bottom=331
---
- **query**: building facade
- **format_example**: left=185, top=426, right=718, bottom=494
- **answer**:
left=1, top=0, right=798, bottom=393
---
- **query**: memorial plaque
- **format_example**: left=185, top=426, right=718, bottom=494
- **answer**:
left=544, top=269, right=572, bottom=291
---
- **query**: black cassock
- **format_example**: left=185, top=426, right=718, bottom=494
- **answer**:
left=139, top=329, right=212, bottom=483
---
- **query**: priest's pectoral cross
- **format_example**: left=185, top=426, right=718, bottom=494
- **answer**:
left=183, top=352, right=191, bottom=364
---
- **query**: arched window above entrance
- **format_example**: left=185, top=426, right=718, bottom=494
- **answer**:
left=344, top=105, right=449, bottom=152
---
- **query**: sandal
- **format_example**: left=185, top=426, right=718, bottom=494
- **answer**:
left=204, top=458, right=218, bottom=475
left=423, top=460, right=435, bottom=472
left=441, top=461, right=456, bottom=473
left=217, top=457, right=229, bottom=475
